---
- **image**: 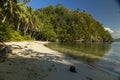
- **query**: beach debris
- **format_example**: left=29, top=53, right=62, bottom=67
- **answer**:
left=4, top=45, right=12, bottom=53
left=51, top=64, right=57, bottom=71
left=48, top=64, right=57, bottom=72
left=0, top=43, right=12, bottom=56
left=69, top=65, right=77, bottom=73
left=0, top=43, right=12, bottom=62
left=24, top=46, right=28, bottom=48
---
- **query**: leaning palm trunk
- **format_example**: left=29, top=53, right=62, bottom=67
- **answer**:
left=24, top=24, right=29, bottom=35
left=2, top=14, right=7, bottom=23
left=17, top=22, right=21, bottom=31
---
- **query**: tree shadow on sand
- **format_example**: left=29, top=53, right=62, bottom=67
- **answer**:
left=0, top=49, right=119, bottom=80
left=20, top=49, right=63, bottom=61
left=0, top=49, right=74, bottom=80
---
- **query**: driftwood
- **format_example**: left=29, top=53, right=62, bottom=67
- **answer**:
left=0, top=43, right=12, bottom=57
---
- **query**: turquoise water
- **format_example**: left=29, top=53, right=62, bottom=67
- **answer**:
left=49, top=42, right=120, bottom=75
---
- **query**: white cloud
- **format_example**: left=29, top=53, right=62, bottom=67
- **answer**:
left=113, top=33, right=120, bottom=39
left=112, top=30, right=120, bottom=39
left=116, top=30, right=120, bottom=33
left=104, top=27, right=114, bottom=33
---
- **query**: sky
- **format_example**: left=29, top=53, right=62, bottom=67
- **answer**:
left=28, top=0, right=120, bottom=39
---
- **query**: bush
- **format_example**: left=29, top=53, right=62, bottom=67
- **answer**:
left=38, top=26, right=57, bottom=41
left=23, top=35, right=32, bottom=41
left=9, top=31, right=24, bottom=41
left=0, top=22, right=25, bottom=42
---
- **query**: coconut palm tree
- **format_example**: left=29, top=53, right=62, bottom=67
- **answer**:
left=0, top=0, right=30, bottom=23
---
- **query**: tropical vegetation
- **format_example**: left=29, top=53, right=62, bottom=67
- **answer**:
left=0, top=1, right=113, bottom=42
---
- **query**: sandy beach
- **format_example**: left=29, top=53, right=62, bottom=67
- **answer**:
left=0, top=41, right=119, bottom=80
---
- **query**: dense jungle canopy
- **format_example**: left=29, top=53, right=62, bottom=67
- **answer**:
left=0, top=0, right=113, bottom=42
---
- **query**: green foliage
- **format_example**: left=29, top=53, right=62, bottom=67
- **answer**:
left=35, top=5, right=113, bottom=42
left=0, top=22, right=31, bottom=42
left=39, top=26, right=57, bottom=41
left=9, top=31, right=24, bottom=41
left=0, top=1, right=113, bottom=43
left=23, top=35, right=32, bottom=40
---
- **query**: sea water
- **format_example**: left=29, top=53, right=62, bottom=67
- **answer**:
left=50, top=42, right=120, bottom=76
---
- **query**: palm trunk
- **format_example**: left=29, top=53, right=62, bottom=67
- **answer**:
left=32, top=31, right=35, bottom=38
left=24, top=24, right=29, bottom=35
left=2, top=12, right=8, bottom=23
left=2, top=15, right=7, bottom=23
left=17, top=22, right=21, bottom=31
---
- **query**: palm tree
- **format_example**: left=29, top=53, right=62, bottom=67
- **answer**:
left=0, top=0, right=15, bottom=23
left=0, top=0, right=30, bottom=23
left=0, top=0, right=42, bottom=39
left=14, top=3, right=41, bottom=36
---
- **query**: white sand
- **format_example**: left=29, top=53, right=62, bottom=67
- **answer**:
left=0, top=41, right=119, bottom=80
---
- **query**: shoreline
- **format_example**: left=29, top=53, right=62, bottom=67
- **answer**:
left=45, top=42, right=120, bottom=77
left=94, top=65, right=120, bottom=77
left=0, top=41, right=119, bottom=80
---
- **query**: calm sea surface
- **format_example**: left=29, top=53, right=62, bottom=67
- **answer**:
left=96, top=42, right=120, bottom=75
left=50, top=42, right=120, bottom=75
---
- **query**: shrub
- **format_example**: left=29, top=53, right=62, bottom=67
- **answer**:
left=0, top=22, right=25, bottom=42
left=23, top=35, right=32, bottom=40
